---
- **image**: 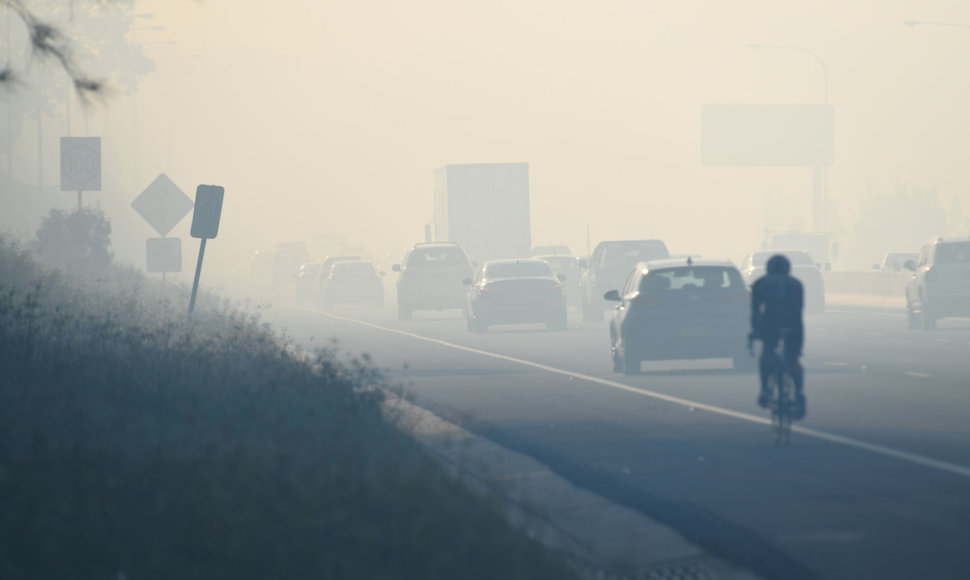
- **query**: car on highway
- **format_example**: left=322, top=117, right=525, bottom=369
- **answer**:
left=739, top=249, right=825, bottom=314
left=314, top=255, right=362, bottom=304
left=905, top=238, right=970, bottom=330
left=393, top=242, right=474, bottom=320
left=535, top=254, right=582, bottom=307
left=464, top=259, right=568, bottom=332
left=318, top=260, right=384, bottom=309
left=271, top=241, right=310, bottom=290
left=295, top=261, right=325, bottom=304
left=604, top=258, right=750, bottom=374
left=874, top=251, right=919, bottom=272
left=580, top=239, right=670, bottom=323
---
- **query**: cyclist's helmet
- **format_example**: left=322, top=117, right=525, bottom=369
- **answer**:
left=766, top=254, right=791, bottom=275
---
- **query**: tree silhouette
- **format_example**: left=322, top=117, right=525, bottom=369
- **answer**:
left=1, top=0, right=114, bottom=103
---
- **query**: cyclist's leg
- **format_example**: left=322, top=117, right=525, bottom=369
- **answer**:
left=758, top=332, right=779, bottom=407
left=783, top=327, right=806, bottom=418
left=783, top=326, right=804, bottom=391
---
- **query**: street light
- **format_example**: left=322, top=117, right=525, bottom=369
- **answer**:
left=748, top=43, right=831, bottom=232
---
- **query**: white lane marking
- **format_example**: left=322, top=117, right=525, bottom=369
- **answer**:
left=904, top=371, right=932, bottom=379
left=306, top=308, right=970, bottom=481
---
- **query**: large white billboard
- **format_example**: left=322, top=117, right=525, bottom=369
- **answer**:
left=701, top=104, right=834, bottom=167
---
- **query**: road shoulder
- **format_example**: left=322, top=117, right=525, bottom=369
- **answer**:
left=384, top=393, right=763, bottom=580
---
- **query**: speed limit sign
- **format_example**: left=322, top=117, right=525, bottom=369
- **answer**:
left=60, top=137, right=101, bottom=191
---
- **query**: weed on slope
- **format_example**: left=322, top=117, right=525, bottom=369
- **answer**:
left=0, top=236, right=578, bottom=580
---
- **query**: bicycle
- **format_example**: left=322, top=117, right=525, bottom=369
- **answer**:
left=749, top=328, right=797, bottom=446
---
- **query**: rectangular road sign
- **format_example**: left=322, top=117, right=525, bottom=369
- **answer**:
left=147, top=237, right=182, bottom=272
left=60, top=137, right=102, bottom=191
left=190, top=185, right=225, bottom=239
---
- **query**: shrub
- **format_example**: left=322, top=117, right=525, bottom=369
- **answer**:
left=34, top=206, right=113, bottom=275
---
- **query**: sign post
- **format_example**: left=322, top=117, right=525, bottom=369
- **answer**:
left=60, top=137, right=101, bottom=209
left=187, top=185, right=225, bottom=320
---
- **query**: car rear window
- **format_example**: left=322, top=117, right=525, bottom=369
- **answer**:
left=936, top=242, right=970, bottom=264
left=485, top=261, right=555, bottom=278
left=406, top=248, right=468, bottom=268
left=640, top=267, right=745, bottom=292
left=332, top=261, right=375, bottom=275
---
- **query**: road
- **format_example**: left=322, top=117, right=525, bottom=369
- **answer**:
left=261, top=298, right=970, bottom=580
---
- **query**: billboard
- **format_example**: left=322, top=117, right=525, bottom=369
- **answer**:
left=701, top=104, right=834, bottom=167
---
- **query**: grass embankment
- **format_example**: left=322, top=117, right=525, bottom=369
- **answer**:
left=0, top=237, right=579, bottom=579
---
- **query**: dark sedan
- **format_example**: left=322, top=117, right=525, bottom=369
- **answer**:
left=465, top=259, right=568, bottom=333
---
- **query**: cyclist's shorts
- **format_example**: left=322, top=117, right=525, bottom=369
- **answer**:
left=762, top=326, right=803, bottom=357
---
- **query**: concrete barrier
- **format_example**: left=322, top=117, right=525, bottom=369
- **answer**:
left=823, top=271, right=909, bottom=309
left=823, top=271, right=909, bottom=296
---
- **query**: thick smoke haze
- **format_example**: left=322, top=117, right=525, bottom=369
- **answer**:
left=4, top=0, right=970, bottom=287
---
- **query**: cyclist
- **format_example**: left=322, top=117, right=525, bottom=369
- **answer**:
left=749, top=254, right=806, bottom=419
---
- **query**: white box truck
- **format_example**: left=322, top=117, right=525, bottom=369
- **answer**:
left=433, top=163, right=531, bottom=264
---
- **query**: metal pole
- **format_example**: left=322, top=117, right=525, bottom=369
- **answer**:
left=188, top=238, right=207, bottom=320
left=812, top=166, right=822, bottom=232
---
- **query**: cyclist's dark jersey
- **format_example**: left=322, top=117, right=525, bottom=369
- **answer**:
left=751, top=273, right=804, bottom=337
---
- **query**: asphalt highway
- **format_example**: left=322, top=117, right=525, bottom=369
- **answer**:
left=261, top=299, right=970, bottom=580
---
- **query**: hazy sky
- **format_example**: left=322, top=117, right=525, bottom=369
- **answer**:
left=8, top=0, right=970, bottom=282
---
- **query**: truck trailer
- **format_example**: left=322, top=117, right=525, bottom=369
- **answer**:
left=433, top=163, right=531, bottom=264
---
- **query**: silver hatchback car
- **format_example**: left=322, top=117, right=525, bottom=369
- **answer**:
left=605, top=258, right=750, bottom=374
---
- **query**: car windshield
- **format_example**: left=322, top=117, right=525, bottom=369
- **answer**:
left=640, top=267, right=744, bottom=292
left=406, top=247, right=467, bottom=267
left=753, top=252, right=814, bottom=267
left=332, top=261, right=375, bottom=276
left=936, top=242, right=970, bottom=264
left=485, top=261, right=555, bottom=278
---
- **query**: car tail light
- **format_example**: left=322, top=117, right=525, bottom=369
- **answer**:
left=925, top=267, right=937, bottom=283
left=481, top=284, right=502, bottom=294
left=542, top=283, right=562, bottom=292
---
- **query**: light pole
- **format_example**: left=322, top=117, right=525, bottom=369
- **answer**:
left=749, top=43, right=830, bottom=232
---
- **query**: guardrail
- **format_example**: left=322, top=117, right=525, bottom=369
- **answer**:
left=821, top=271, right=909, bottom=309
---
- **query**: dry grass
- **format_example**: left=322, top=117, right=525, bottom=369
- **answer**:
left=0, top=235, right=579, bottom=580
